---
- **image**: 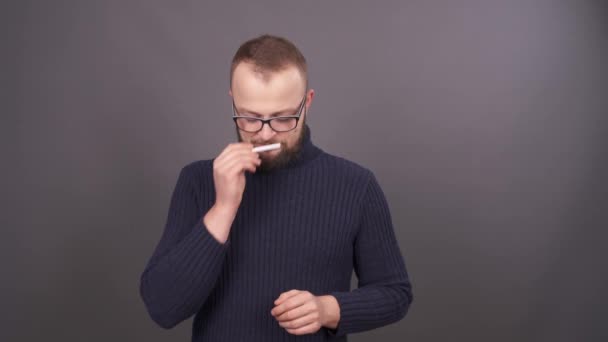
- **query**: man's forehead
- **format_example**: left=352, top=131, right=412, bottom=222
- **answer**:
left=232, top=62, right=305, bottom=98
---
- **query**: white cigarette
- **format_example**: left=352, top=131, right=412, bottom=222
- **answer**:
left=252, top=143, right=281, bottom=153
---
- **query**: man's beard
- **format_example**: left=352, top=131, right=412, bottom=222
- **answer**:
left=236, top=118, right=307, bottom=173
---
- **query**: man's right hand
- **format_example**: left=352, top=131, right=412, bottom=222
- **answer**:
left=203, top=143, right=261, bottom=244
left=213, top=142, right=261, bottom=210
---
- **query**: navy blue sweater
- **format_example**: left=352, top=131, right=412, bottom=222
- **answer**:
left=139, top=125, right=413, bottom=341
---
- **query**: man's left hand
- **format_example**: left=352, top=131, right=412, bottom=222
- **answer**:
left=271, top=290, right=340, bottom=335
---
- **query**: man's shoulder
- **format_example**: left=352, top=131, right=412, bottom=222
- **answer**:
left=319, top=151, right=374, bottom=184
left=182, top=158, right=214, bottom=172
left=176, top=159, right=215, bottom=183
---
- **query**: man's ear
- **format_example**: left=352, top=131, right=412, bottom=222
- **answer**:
left=306, top=89, right=315, bottom=109
left=228, top=89, right=233, bottom=97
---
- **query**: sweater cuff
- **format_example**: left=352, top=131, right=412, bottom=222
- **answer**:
left=192, top=217, right=231, bottom=250
left=325, top=291, right=357, bottom=337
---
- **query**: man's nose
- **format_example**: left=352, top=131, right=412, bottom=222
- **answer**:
left=258, top=121, right=276, bottom=141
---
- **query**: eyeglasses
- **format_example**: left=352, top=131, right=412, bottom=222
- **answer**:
left=232, top=95, right=306, bottom=133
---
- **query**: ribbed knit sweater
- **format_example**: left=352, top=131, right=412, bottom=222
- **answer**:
left=139, top=124, right=413, bottom=341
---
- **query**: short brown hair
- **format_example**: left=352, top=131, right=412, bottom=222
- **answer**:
left=230, top=34, right=307, bottom=88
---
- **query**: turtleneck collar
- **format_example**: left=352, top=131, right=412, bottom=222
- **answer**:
left=282, top=124, right=323, bottom=170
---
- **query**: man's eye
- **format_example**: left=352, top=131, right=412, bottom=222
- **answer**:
left=275, top=117, right=292, bottom=123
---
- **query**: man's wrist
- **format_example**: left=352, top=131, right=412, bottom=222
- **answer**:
left=319, top=295, right=340, bottom=329
left=212, top=202, right=239, bottom=216
left=203, top=203, right=238, bottom=244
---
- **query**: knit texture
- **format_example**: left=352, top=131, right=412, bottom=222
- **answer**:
left=140, top=125, right=413, bottom=341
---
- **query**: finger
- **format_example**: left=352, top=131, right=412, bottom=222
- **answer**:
left=278, top=310, right=317, bottom=328
left=274, top=289, right=300, bottom=306
left=217, top=143, right=254, bottom=163
left=285, top=321, right=320, bottom=335
left=218, top=152, right=260, bottom=173
left=222, top=149, right=260, bottom=166
left=272, top=293, right=310, bottom=318
left=228, top=142, right=254, bottom=154
left=272, top=290, right=302, bottom=314
left=275, top=302, right=314, bottom=322
left=217, top=149, right=258, bottom=168
left=222, top=157, right=259, bottom=175
left=243, top=161, right=260, bottom=173
left=226, top=142, right=253, bottom=152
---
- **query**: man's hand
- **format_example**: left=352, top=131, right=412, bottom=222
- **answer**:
left=212, top=142, right=261, bottom=210
left=271, top=290, right=340, bottom=335
left=203, top=143, right=261, bottom=243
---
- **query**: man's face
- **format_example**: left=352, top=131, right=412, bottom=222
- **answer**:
left=230, top=62, right=313, bottom=172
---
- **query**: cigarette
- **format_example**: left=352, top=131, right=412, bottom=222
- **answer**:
left=252, top=143, right=281, bottom=153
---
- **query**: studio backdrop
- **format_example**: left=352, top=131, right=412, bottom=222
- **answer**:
left=4, top=1, right=607, bottom=341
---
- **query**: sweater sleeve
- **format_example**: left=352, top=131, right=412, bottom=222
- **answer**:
left=327, top=171, right=413, bottom=337
left=139, top=164, right=229, bottom=329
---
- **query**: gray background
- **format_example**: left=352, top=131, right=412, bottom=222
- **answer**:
left=3, top=1, right=608, bottom=341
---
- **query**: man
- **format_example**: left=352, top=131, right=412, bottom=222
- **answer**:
left=139, top=34, right=413, bottom=341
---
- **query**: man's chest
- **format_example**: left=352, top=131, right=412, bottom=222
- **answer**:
left=227, top=177, right=361, bottom=272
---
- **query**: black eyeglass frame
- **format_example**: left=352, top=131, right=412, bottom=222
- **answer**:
left=232, top=94, right=307, bottom=133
